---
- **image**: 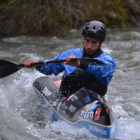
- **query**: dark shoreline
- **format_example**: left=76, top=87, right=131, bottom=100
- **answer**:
left=0, top=0, right=140, bottom=39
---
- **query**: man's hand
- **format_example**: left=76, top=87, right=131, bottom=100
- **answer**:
left=64, top=56, right=80, bottom=67
left=24, top=59, right=39, bottom=69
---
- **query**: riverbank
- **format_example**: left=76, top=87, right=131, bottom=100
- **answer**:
left=0, top=0, right=140, bottom=38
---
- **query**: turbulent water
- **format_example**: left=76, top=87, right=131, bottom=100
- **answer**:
left=0, top=28, right=140, bottom=140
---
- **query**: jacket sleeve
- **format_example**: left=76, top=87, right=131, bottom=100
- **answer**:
left=35, top=48, right=82, bottom=76
left=84, top=53, right=116, bottom=86
left=36, top=56, right=65, bottom=75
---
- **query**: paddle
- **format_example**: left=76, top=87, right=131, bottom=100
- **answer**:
left=0, top=58, right=106, bottom=78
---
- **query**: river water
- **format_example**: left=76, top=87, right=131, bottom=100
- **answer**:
left=0, top=28, right=140, bottom=140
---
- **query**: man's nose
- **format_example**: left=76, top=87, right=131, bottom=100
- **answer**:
left=87, top=42, right=92, bottom=48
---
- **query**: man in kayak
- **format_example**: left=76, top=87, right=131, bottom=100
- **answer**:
left=24, top=20, right=116, bottom=99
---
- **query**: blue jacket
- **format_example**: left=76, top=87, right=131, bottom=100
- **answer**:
left=37, top=48, right=116, bottom=86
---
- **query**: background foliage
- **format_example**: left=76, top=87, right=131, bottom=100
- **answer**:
left=0, top=0, right=140, bottom=37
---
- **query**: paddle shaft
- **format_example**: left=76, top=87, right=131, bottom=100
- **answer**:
left=0, top=58, right=106, bottom=78
left=30, top=58, right=106, bottom=67
left=30, top=59, right=66, bottom=67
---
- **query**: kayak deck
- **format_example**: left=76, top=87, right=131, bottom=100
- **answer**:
left=33, top=76, right=116, bottom=139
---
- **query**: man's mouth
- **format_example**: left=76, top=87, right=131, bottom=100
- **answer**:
left=86, top=49, right=93, bottom=54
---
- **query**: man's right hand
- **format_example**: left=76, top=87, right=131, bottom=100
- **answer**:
left=64, top=56, right=80, bottom=67
left=24, top=59, right=39, bottom=68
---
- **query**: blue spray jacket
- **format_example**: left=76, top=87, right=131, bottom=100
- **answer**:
left=36, top=48, right=116, bottom=86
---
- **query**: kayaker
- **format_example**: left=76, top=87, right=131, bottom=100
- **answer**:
left=24, top=20, right=116, bottom=99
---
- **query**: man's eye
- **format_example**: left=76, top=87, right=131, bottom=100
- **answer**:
left=92, top=41, right=97, bottom=44
left=86, top=39, right=90, bottom=42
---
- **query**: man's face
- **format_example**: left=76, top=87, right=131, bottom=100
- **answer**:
left=84, top=36, right=101, bottom=56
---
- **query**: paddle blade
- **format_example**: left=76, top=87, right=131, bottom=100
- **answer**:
left=0, top=59, right=24, bottom=78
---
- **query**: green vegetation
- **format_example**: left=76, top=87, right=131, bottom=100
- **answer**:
left=0, top=0, right=140, bottom=37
